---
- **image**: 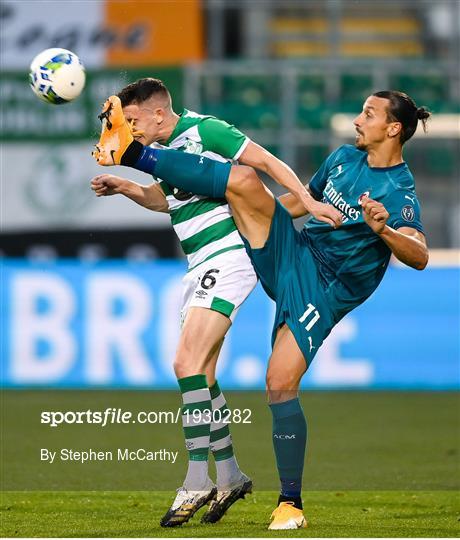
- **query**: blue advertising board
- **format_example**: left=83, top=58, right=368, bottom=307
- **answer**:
left=1, top=259, right=458, bottom=389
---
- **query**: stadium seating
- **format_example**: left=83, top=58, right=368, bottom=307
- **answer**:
left=270, top=5, right=424, bottom=58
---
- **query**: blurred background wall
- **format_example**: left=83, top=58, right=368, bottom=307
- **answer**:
left=1, top=0, right=459, bottom=389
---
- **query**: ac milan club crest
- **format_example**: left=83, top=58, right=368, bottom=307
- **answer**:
left=358, top=191, right=370, bottom=206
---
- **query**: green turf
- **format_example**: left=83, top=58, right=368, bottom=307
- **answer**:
left=1, top=490, right=459, bottom=537
left=3, top=391, right=459, bottom=491
left=2, top=391, right=459, bottom=536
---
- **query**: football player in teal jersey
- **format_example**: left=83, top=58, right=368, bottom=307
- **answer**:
left=93, top=90, right=429, bottom=530
left=91, top=78, right=339, bottom=528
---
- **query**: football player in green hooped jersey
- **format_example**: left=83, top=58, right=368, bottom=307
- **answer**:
left=91, top=77, right=340, bottom=527
left=93, top=89, right=430, bottom=530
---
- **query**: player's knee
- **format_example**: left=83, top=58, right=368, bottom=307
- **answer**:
left=227, top=166, right=259, bottom=197
left=174, top=334, right=197, bottom=377
left=265, top=369, right=300, bottom=396
left=173, top=353, right=202, bottom=379
left=174, top=336, right=215, bottom=378
left=266, top=371, right=299, bottom=403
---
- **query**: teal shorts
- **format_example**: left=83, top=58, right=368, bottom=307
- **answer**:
left=242, top=200, right=336, bottom=365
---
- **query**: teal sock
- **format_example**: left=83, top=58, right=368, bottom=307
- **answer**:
left=269, top=398, right=307, bottom=496
left=121, top=141, right=231, bottom=198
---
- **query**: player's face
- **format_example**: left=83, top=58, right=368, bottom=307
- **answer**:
left=123, top=102, right=163, bottom=146
left=353, top=96, right=399, bottom=150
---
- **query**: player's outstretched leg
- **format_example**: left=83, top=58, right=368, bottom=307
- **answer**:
left=92, top=94, right=275, bottom=251
left=93, top=95, right=232, bottom=197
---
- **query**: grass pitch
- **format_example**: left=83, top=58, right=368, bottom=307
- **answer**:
left=1, top=490, right=458, bottom=537
left=2, top=390, right=459, bottom=536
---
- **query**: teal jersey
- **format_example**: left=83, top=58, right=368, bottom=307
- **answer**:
left=304, top=144, right=424, bottom=317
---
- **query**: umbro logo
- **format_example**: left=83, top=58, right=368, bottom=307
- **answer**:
left=195, top=290, right=208, bottom=298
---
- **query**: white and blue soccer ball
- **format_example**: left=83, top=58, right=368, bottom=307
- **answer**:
left=29, top=48, right=86, bottom=104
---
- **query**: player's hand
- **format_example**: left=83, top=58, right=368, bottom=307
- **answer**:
left=90, top=174, right=126, bottom=196
left=361, top=196, right=389, bottom=234
left=306, top=199, right=343, bottom=228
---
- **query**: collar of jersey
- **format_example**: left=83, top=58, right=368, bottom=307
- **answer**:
left=367, top=161, right=406, bottom=172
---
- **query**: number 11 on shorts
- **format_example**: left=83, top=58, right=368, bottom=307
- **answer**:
left=299, top=303, right=320, bottom=331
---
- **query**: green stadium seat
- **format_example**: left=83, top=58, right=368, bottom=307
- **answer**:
left=201, top=75, right=281, bottom=105
left=202, top=102, right=280, bottom=130
left=424, top=147, right=457, bottom=176
left=297, top=75, right=329, bottom=128
left=341, top=74, right=374, bottom=103
left=389, top=74, right=448, bottom=108
left=296, top=145, right=330, bottom=175
left=405, top=144, right=457, bottom=177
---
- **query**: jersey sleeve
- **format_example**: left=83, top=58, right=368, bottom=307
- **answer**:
left=308, top=147, right=342, bottom=200
left=383, top=189, right=424, bottom=233
left=198, top=117, right=250, bottom=160
left=149, top=142, right=166, bottom=182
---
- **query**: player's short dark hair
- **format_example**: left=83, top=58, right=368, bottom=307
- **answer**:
left=373, top=90, right=431, bottom=144
left=117, top=78, right=170, bottom=107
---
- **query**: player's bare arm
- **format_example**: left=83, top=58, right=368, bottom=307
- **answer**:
left=277, top=185, right=317, bottom=218
left=91, top=174, right=169, bottom=213
left=239, top=142, right=342, bottom=228
left=361, top=196, right=428, bottom=270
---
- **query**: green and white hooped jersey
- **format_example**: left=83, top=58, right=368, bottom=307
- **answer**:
left=154, top=109, right=250, bottom=270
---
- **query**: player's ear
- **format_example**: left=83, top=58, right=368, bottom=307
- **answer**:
left=155, top=107, right=165, bottom=124
left=387, top=121, right=402, bottom=139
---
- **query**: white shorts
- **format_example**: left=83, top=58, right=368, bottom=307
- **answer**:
left=181, top=248, right=258, bottom=324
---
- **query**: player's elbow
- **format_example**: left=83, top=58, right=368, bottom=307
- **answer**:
left=406, top=250, right=429, bottom=270
left=415, top=251, right=429, bottom=270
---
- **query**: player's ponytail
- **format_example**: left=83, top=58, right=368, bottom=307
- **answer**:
left=373, top=90, right=431, bottom=144
left=416, top=106, right=431, bottom=134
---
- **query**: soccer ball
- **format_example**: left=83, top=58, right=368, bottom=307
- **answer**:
left=29, top=48, right=86, bottom=104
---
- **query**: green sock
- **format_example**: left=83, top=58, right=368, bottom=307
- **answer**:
left=178, top=374, right=212, bottom=489
left=210, top=380, right=243, bottom=489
